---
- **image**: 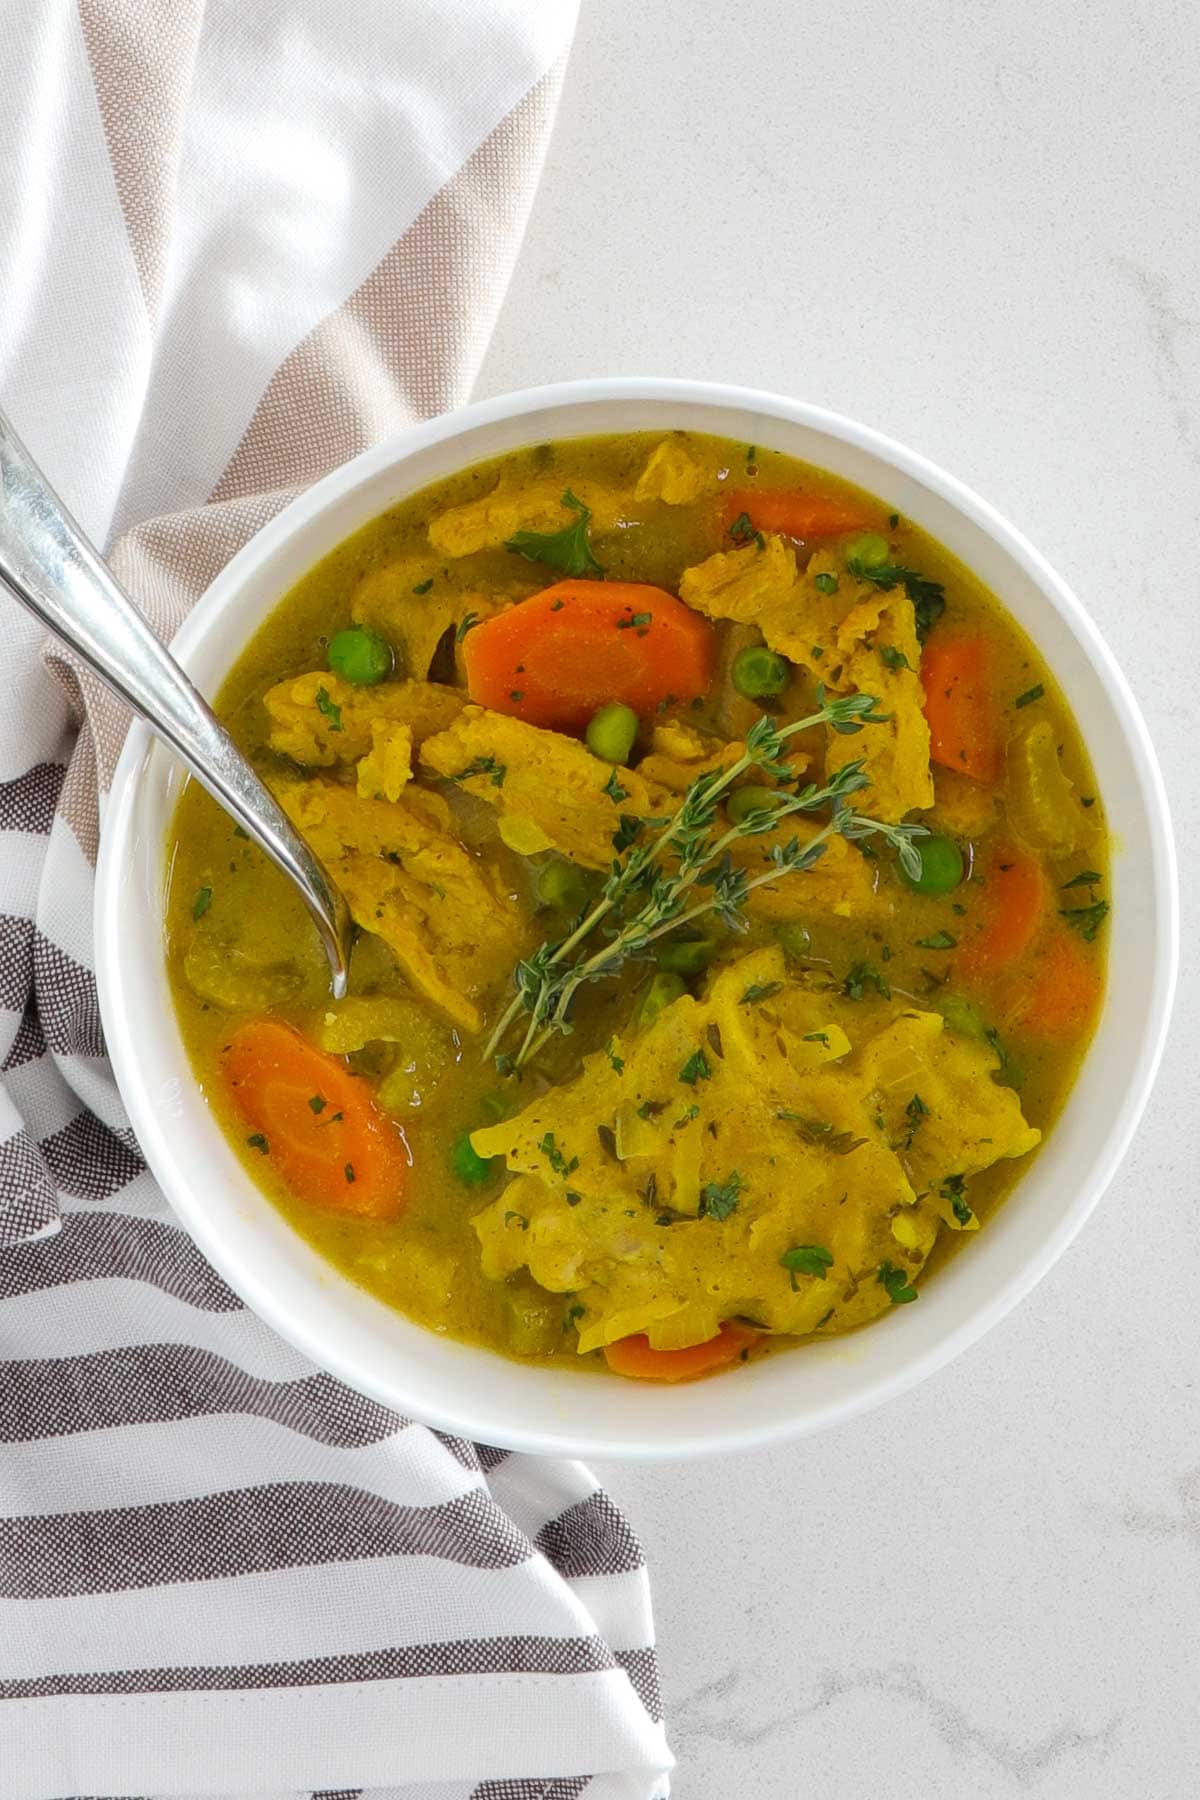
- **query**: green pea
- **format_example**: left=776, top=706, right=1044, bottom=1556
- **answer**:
left=637, top=971, right=686, bottom=1028
left=536, top=858, right=591, bottom=914
left=845, top=531, right=891, bottom=570
left=451, top=1131, right=494, bottom=1185
left=657, top=936, right=718, bottom=976
left=731, top=645, right=790, bottom=700
left=726, top=784, right=785, bottom=826
left=585, top=701, right=638, bottom=764
left=778, top=923, right=812, bottom=961
left=327, top=627, right=393, bottom=685
left=900, top=834, right=964, bottom=895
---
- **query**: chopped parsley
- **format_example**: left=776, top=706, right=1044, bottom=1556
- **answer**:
left=914, top=930, right=956, bottom=950
left=780, top=1244, right=834, bottom=1284
left=843, top=961, right=891, bottom=1001
left=231, top=823, right=250, bottom=840
left=846, top=555, right=945, bottom=640
left=637, top=1099, right=666, bottom=1120
left=315, top=685, right=343, bottom=732
left=939, top=1172, right=973, bottom=1225
left=509, top=690, right=524, bottom=702
left=878, top=643, right=911, bottom=672
left=1062, top=869, right=1101, bottom=889
left=307, top=1095, right=327, bottom=1115
left=565, top=1191, right=583, bottom=1207
left=801, top=1030, right=830, bottom=1046
left=984, top=1025, right=1008, bottom=1070
left=455, top=609, right=480, bottom=642
left=611, top=814, right=642, bottom=853
left=728, top=511, right=765, bottom=549
left=505, top=489, right=604, bottom=578
left=504, top=1210, right=529, bottom=1230
left=616, top=610, right=653, bottom=630
left=678, top=1048, right=712, bottom=1086
left=699, top=1171, right=743, bottom=1220
left=451, top=754, right=506, bottom=788
left=1060, top=898, right=1109, bottom=941
left=564, top=1301, right=585, bottom=1326
left=191, top=884, right=213, bottom=921
left=903, top=1093, right=929, bottom=1148
left=877, top=1260, right=919, bottom=1304
left=603, top=770, right=630, bottom=804
left=539, top=1131, right=579, bottom=1178
left=245, top=1132, right=269, bottom=1154
left=888, top=512, right=900, bottom=529
left=813, top=572, right=839, bottom=595
left=605, top=1040, right=625, bottom=1074
left=1014, top=683, right=1044, bottom=708
left=740, top=980, right=784, bottom=1005
left=412, top=578, right=434, bottom=595
left=674, top=1102, right=701, bottom=1128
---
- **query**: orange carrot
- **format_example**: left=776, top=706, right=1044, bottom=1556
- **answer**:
left=1008, top=925, right=1103, bottom=1038
left=223, top=1019, right=409, bottom=1220
left=722, top=488, right=875, bottom=541
left=462, top=580, right=713, bottom=732
left=956, top=846, right=1048, bottom=977
left=602, top=1322, right=757, bottom=1383
left=922, top=634, right=1002, bottom=784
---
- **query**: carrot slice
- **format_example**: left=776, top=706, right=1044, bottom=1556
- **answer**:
left=1008, top=925, right=1103, bottom=1038
left=922, top=634, right=1002, bottom=784
left=602, top=1322, right=757, bottom=1383
left=223, top=1019, right=409, bottom=1220
left=956, top=846, right=1047, bottom=977
left=722, top=488, right=876, bottom=541
left=462, top=580, right=713, bottom=732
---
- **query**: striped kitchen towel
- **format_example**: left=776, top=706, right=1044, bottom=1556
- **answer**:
left=0, top=4, right=672, bottom=1796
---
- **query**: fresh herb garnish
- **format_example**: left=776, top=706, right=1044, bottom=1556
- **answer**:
left=1062, top=869, right=1101, bottom=889
left=914, top=930, right=956, bottom=950
left=231, top=824, right=250, bottom=840
left=246, top=1132, right=269, bottom=1154
left=451, top=755, right=506, bottom=788
left=539, top=1131, right=579, bottom=1178
left=674, top=1103, right=700, bottom=1128
left=605, top=1040, right=625, bottom=1074
left=505, top=489, right=604, bottom=578
left=343, top=1163, right=356, bottom=1184
left=412, top=578, right=434, bottom=595
left=637, top=1098, right=666, bottom=1120
left=611, top=814, right=642, bottom=853
left=814, top=572, right=839, bottom=595
left=878, top=644, right=911, bottom=672
left=728, top=511, right=764, bottom=549
left=308, top=1095, right=327, bottom=1115
left=603, top=770, right=630, bottom=804
left=877, top=1260, right=919, bottom=1304
left=699, top=1171, right=743, bottom=1220
left=939, top=1172, right=973, bottom=1225
left=564, top=1301, right=585, bottom=1325
left=315, top=685, right=343, bottom=732
left=781, top=1244, right=834, bottom=1285
left=1014, top=684, right=1044, bottom=708
left=903, top=1093, right=929, bottom=1149
left=1060, top=899, right=1109, bottom=941
left=455, top=610, right=480, bottom=642
left=192, top=884, right=213, bottom=921
left=984, top=1025, right=1007, bottom=1070
left=781, top=1115, right=867, bottom=1155
left=565, top=1191, right=583, bottom=1207
left=847, top=553, right=946, bottom=640
left=616, top=610, right=653, bottom=630
left=505, top=1210, right=529, bottom=1229
left=740, top=980, right=783, bottom=1005
left=482, top=697, right=927, bottom=1071
left=678, top=1048, right=712, bottom=1086
left=843, top=960, right=891, bottom=1001
left=801, top=1030, right=830, bottom=1046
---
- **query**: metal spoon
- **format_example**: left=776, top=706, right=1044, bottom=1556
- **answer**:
left=0, top=406, right=353, bottom=997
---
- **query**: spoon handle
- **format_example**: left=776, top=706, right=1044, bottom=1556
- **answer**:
left=0, top=407, right=351, bottom=997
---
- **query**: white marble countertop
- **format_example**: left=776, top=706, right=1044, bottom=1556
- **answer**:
left=477, top=2, right=1199, bottom=1793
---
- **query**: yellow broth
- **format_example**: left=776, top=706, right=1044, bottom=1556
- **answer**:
left=165, top=431, right=1108, bottom=1375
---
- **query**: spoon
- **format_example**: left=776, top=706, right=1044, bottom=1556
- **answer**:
left=0, top=406, right=353, bottom=998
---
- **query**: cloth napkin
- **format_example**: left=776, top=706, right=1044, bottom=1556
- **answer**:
left=0, top=5, right=672, bottom=1795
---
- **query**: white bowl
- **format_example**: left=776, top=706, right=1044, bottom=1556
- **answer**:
left=96, top=379, right=1179, bottom=1460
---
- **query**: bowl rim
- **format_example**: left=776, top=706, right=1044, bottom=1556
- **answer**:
left=95, top=376, right=1180, bottom=1459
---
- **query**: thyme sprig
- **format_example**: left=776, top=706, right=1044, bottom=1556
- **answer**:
left=483, top=693, right=926, bottom=1071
